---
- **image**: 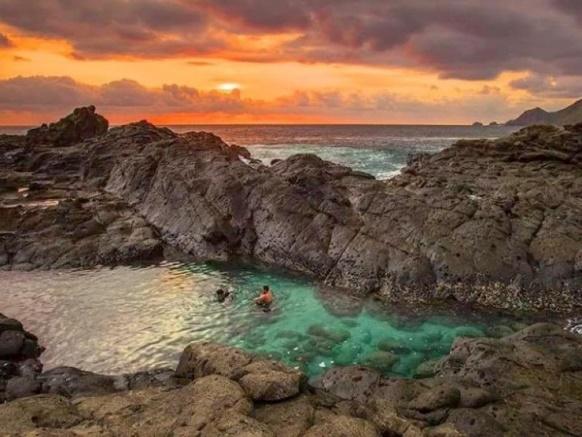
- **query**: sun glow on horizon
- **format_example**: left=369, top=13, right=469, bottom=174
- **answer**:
left=217, top=82, right=241, bottom=93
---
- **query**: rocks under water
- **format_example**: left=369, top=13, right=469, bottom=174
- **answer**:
left=1, top=106, right=581, bottom=313
left=1, top=314, right=582, bottom=436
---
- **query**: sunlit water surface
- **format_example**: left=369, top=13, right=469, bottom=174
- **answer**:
left=1, top=262, right=525, bottom=378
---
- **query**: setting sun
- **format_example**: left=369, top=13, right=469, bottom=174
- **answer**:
left=217, top=82, right=241, bottom=93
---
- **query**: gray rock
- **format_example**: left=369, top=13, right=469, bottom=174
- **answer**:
left=238, top=360, right=303, bottom=401
left=5, top=376, right=42, bottom=400
left=175, top=341, right=253, bottom=380
left=3, top=108, right=582, bottom=312
left=408, top=384, right=461, bottom=412
left=304, top=415, right=379, bottom=437
left=0, top=330, right=25, bottom=358
left=255, top=395, right=315, bottom=437
left=39, top=367, right=119, bottom=397
left=312, top=366, right=380, bottom=403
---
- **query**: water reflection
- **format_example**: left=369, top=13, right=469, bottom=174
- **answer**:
left=0, top=262, right=527, bottom=377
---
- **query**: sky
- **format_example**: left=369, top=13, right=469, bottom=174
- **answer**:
left=0, top=0, right=581, bottom=125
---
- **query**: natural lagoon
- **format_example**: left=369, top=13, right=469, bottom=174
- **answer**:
left=1, top=261, right=528, bottom=378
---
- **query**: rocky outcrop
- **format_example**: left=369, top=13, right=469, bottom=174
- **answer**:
left=1, top=324, right=581, bottom=436
left=26, top=105, right=108, bottom=147
left=0, top=108, right=163, bottom=270
left=0, top=313, right=44, bottom=403
left=1, top=107, right=581, bottom=312
left=312, top=322, right=582, bottom=436
left=176, top=342, right=305, bottom=402
left=507, top=98, right=582, bottom=126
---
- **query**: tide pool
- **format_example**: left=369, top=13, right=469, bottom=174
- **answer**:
left=0, top=261, right=523, bottom=378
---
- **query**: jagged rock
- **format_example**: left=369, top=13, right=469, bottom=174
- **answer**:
left=2, top=108, right=582, bottom=312
left=26, top=105, right=108, bottom=147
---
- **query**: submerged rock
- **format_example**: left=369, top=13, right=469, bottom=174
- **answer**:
left=360, top=351, right=398, bottom=373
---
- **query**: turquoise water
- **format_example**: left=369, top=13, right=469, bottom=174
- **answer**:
left=0, top=262, right=522, bottom=378
left=203, top=263, right=496, bottom=377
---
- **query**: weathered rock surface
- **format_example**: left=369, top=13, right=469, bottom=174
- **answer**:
left=0, top=313, right=43, bottom=402
left=314, top=322, right=582, bottom=436
left=2, top=324, right=581, bottom=436
left=176, top=341, right=304, bottom=402
left=26, top=105, right=108, bottom=147
left=2, top=107, right=581, bottom=312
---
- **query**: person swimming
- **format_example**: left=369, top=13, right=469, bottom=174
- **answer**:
left=216, top=288, right=233, bottom=304
left=255, top=285, right=273, bottom=308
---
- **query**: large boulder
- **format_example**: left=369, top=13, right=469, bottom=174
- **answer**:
left=0, top=313, right=44, bottom=402
left=175, top=341, right=253, bottom=380
left=238, top=360, right=303, bottom=401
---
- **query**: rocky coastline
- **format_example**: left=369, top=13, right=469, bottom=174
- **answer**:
left=1, top=312, right=581, bottom=436
left=1, top=106, right=581, bottom=313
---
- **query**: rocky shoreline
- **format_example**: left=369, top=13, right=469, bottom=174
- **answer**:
left=1, top=312, right=581, bottom=436
left=1, top=106, right=581, bottom=313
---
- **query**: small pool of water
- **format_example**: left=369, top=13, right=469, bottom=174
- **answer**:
left=0, top=262, right=527, bottom=378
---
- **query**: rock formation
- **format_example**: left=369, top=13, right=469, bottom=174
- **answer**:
left=0, top=313, right=44, bottom=403
left=507, top=98, right=582, bottom=126
left=1, top=107, right=581, bottom=312
left=1, top=313, right=581, bottom=436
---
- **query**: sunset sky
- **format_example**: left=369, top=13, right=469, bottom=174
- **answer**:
left=1, top=0, right=581, bottom=125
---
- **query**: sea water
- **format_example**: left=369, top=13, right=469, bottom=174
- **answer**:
left=0, top=262, right=524, bottom=378
left=1, top=124, right=518, bottom=179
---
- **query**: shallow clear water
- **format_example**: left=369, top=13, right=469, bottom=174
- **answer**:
left=1, top=124, right=517, bottom=180
left=0, top=262, right=523, bottom=378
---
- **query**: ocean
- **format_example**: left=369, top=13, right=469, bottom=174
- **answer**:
left=1, top=124, right=518, bottom=179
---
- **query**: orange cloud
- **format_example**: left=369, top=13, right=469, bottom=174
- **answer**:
left=0, top=75, right=535, bottom=125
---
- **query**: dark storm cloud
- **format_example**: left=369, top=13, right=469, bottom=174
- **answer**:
left=552, top=0, right=582, bottom=23
left=200, top=0, right=582, bottom=81
left=0, top=0, right=221, bottom=57
left=2, top=0, right=582, bottom=94
left=510, top=73, right=582, bottom=99
left=198, top=0, right=313, bottom=31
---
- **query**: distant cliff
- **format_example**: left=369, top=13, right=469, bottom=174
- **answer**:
left=507, top=98, right=582, bottom=126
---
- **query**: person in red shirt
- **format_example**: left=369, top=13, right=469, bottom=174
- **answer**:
left=255, top=285, right=273, bottom=308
